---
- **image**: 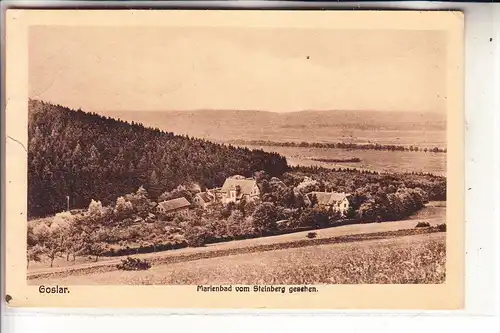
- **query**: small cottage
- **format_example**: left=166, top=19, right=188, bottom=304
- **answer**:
left=193, top=191, right=216, bottom=209
left=156, top=197, right=191, bottom=216
left=307, top=191, right=350, bottom=216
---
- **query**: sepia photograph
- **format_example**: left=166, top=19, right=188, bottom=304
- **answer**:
left=5, top=10, right=464, bottom=308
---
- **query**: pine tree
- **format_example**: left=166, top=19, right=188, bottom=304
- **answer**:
left=147, top=170, right=162, bottom=200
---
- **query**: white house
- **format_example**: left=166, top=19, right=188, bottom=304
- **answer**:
left=220, top=176, right=260, bottom=205
left=193, top=191, right=216, bottom=209
left=306, top=191, right=350, bottom=216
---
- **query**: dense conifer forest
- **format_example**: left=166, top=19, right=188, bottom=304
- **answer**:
left=28, top=100, right=289, bottom=217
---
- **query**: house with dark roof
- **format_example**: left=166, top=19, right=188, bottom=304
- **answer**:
left=156, top=197, right=191, bottom=216
left=306, top=191, right=350, bottom=216
left=193, top=191, right=216, bottom=209
left=220, top=176, right=260, bottom=205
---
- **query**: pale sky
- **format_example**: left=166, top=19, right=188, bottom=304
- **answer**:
left=29, top=26, right=446, bottom=113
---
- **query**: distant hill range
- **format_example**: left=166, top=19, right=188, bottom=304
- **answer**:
left=99, top=109, right=446, bottom=144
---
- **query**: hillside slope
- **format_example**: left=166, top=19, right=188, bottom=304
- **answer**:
left=28, top=100, right=288, bottom=217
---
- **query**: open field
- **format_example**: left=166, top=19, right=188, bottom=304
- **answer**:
left=408, top=201, right=447, bottom=220
left=241, top=145, right=446, bottom=175
left=32, top=232, right=446, bottom=285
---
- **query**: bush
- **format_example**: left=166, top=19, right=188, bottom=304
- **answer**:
left=415, top=221, right=431, bottom=228
left=306, top=232, right=317, bottom=239
left=185, top=226, right=209, bottom=247
left=437, top=223, right=447, bottom=232
left=116, top=257, right=151, bottom=271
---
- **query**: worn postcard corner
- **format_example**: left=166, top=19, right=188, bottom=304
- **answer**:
left=5, top=9, right=464, bottom=309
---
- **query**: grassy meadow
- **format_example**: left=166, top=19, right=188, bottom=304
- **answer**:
left=32, top=232, right=445, bottom=285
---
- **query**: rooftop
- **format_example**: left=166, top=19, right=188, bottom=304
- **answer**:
left=157, top=197, right=191, bottom=212
left=307, top=192, right=348, bottom=206
left=221, top=177, right=257, bottom=194
left=197, top=192, right=213, bottom=203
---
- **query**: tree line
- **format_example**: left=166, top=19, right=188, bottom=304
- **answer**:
left=28, top=100, right=289, bottom=217
left=228, top=139, right=446, bottom=153
left=288, top=166, right=446, bottom=201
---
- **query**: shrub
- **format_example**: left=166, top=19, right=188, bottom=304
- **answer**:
left=437, top=223, right=447, bottom=232
left=185, top=226, right=209, bottom=247
left=251, top=202, right=278, bottom=235
left=185, top=233, right=206, bottom=247
left=415, top=221, right=431, bottom=228
left=306, top=232, right=317, bottom=239
left=116, top=257, right=151, bottom=271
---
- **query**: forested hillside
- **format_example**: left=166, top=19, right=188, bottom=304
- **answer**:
left=28, top=100, right=289, bottom=217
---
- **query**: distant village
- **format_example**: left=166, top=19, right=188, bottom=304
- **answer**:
left=152, top=175, right=350, bottom=219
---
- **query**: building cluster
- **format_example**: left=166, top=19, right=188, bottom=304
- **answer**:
left=154, top=175, right=351, bottom=217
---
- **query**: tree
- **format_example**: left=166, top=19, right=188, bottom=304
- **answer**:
left=258, top=179, right=271, bottom=196
left=254, top=170, right=269, bottom=183
left=136, top=185, right=148, bottom=198
left=239, top=216, right=257, bottom=237
left=345, top=206, right=357, bottom=219
left=114, top=196, right=133, bottom=220
left=295, top=177, right=320, bottom=194
left=251, top=202, right=278, bottom=236
left=27, top=224, right=37, bottom=247
left=269, top=177, right=287, bottom=192
left=327, top=208, right=342, bottom=223
left=88, top=144, right=100, bottom=162
left=240, top=198, right=258, bottom=217
left=32, top=222, right=51, bottom=246
left=64, top=220, right=83, bottom=262
left=275, top=187, right=296, bottom=208
left=44, top=223, right=66, bottom=267
left=226, top=210, right=245, bottom=238
left=296, top=208, right=315, bottom=228
left=147, top=170, right=162, bottom=200
left=184, top=225, right=209, bottom=247
left=78, top=228, right=109, bottom=262
left=293, top=191, right=307, bottom=209
left=149, top=233, right=164, bottom=253
left=296, top=208, right=329, bottom=228
left=27, top=244, right=46, bottom=268
left=221, top=201, right=235, bottom=219
left=314, top=209, right=330, bottom=228
left=356, top=199, right=378, bottom=222
left=87, top=199, right=103, bottom=217
left=125, top=186, right=153, bottom=218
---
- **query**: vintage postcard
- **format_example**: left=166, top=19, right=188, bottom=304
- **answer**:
left=5, top=9, right=464, bottom=309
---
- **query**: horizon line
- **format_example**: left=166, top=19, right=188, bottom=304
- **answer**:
left=29, top=99, right=445, bottom=115
left=97, top=108, right=446, bottom=115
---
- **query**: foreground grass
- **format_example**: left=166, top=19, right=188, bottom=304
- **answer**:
left=34, top=233, right=445, bottom=285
